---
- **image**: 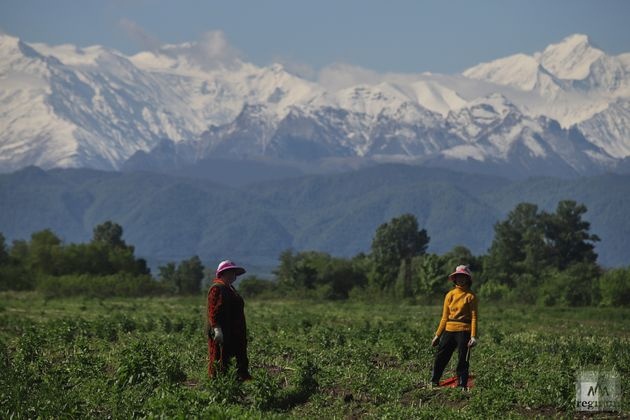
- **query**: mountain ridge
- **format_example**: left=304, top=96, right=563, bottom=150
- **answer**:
left=2, top=33, right=630, bottom=177
left=1, top=165, right=628, bottom=271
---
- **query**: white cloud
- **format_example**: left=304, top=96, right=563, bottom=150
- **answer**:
left=318, top=63, right=382, bottom=90
left=118, top=19, right=242, bottom=70
left=152, top=30, right=243, bottom=70
left=317, top=63, right=424, bottom=91
left=271, top=56, right=317, bottom=80
left=188, top=30, right=242, bottom=69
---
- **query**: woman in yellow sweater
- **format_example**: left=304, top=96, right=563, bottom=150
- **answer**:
left=430, top=265, right=478, bottom=389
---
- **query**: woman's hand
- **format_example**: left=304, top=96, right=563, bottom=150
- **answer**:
left=468, top=337, right=477, bottom=347
left=431, top=335, right=440, bottom=347
left=213, top=327, right=224, bottom=344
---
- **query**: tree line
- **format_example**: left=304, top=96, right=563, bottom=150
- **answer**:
left=240, top=200, right=630, bottom=306
left=1, top=200, right=629, bottom=305
left=0, top=221, right=203, bottom=298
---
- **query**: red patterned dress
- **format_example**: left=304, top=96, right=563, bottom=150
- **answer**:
left=207, top=278, right=250, bottom=379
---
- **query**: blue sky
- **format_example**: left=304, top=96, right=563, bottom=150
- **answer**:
left=1, top=0, right=629, bottom=74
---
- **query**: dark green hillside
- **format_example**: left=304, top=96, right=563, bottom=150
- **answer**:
left=0, top=168, right=292, bottom=270
left=481, top=173, right=630, bottom=267
left=1, top=165, right=629, bottom=270
left=260, top=181, right=499, bottom=257
left=245, top=164, right=509, bottom=255
left=0, top=166, right=90, bottom=242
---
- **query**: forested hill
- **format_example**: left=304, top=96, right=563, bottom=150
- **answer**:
left=1, top=164, right=628, bottom=270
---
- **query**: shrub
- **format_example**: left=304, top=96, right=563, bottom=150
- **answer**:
left=478, top=280, right=510, bottom=301
left=237, top=276, right=278, bottom=299
left=599, top=267, right=630, bottom=306
left=537, top=263, right=601, bottom=306
left=0, top=264, right=35, bottom=291
left=37, top=274, right=168, bottom=298
left=115, top=340, right=185, bottom=389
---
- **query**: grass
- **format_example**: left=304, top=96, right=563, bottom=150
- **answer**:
left=1, top=291, right=629, bottom=418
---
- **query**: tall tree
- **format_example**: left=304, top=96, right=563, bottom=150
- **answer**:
left=92, top=221, right=127, bottom=249
left=274, top=250, right=321, bottom=291
left=158, top=257, right=204, bottom=294
left=417, top=254, right=446, bottom=297
left=371, top=214, right=429, bottom=296
left=178, top=256, right=205, bottom=294
left=485, top=203, right=546, bottom=286
left=29, top=229, right=63, bottom=275
left=542, top=200, right=599, bottom=270
left=158, top=262, right=178, bottom=292
left=0, top=233, right=8, bottom=265
left=442, top=245, right=481, bottom=279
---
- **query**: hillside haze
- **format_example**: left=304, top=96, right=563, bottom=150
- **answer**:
left=1, top=165, right=628, bottom=273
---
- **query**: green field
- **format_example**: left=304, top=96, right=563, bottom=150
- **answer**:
left=1, top=292, right=629, bottom=418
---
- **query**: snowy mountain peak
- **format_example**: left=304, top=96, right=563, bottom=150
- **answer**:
left=1, top=32, right=630, bottom=176
left=539, top=33, right=604, bottom=80
left=409, top=80, right=467, bottom=116
left=1, top=35, right=46, bottom=62
left=30, top=42, right=118, bottom=67
left=0, top=33, right=20, bottom=51
left=463, top=33, right=607, bottom=89
left=463, top=53, right=540, bottom=91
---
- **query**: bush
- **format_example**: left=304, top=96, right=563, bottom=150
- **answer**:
left=237, top=276, right=278, bottom=299
left=37, top=274, right=168, bottom=298
left=537, top=263, right=601, bottom=306
left=0, top=265, right=35, bottom=291
left=599, top=267, right=630, bottom=306
left=478, top=280, right=510, bottom=301
left=507, top=273, right=540, bottom=304
left=115, top=340, right=186, bottom=389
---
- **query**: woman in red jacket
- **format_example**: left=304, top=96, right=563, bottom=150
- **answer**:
left=207, top=260, right=252, bottom=381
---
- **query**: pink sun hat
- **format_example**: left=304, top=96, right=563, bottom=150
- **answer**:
left=216, top=260, right=246, bottom=277
left=448, top=265, right=472, bottom=281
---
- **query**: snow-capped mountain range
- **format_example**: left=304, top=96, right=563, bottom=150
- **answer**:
left=1, top=32, right=629, bottom=177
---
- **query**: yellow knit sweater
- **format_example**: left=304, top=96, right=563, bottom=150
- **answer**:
left=435, top=285, right=478, bottom=337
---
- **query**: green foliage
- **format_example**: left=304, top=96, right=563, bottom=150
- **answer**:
left=485, top=203, right=546, bottom=287
left=0, top=198, right=612, bottom=306
left=485, top=200, right=602, bottom=305
left=158, top=256, right=205, bottom=294
left=416, top=254, right=448, bottom=299
left=537, top=263, right=601, bottom=306
left=27, top=229, right=64, bottom=275
left=238, top=276, right=278, bottom=299
left=92, top=220, right=127, bottom=249
left=115, top=339, right=186, bottom=388
left=478, top=280, right=510, bottom=301
left=1, top=294, right=629, bottom=418
left=371, top=213, right=429, bottom=296
left=37, top=274, right=166, bottom=298
left=274, top=250, right=367, bottom=299
left=0, top=223, right=151, bottom=295
left=0, top=261, right=33, bottom=291
left=442, top=245, right=484, bottom=285
left=543, top=200, right=600, bottom=270
left=599, top=267, right=630, bottom=306
left=0, top=232, right=7, bottom=264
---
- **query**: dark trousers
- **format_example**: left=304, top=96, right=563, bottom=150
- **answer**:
left=431, top=331, right=470, bottom=387
left=208, top=339, right=250, bottom=380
